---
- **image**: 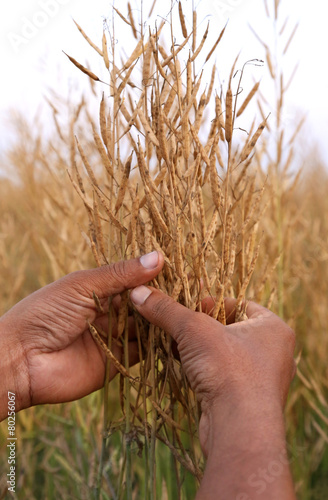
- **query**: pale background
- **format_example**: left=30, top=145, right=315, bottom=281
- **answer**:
left=0, top=0, right=327, bottom=160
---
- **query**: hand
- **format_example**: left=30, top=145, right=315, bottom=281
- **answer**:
left=131, top=286, right=297, bottom=499
left=130, top=287, right=296, bottom=450
left=0, top=252, right=164, bottom=419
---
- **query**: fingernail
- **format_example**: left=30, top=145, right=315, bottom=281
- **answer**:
left=140, top=251, right=159, bottom=270
left=131, top=286, right=152, bottom=306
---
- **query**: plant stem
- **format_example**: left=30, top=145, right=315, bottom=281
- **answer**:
left=95, top=298, right=113, bottom=499
left=149, top=324, right=157, bottom=500
left=124, top=316, right=132, bottom=500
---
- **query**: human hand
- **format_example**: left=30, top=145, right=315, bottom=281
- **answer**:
left=0, top=252, right=164, bottom=419
left=130, top=287, right=296, bottom=456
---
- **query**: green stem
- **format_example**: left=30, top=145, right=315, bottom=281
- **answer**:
left=95, top=298, right=113, bottom=499
left=135, top=316, right=150, bottom=500
left=149, top=325, right=157, bottom=500
left=124, top=317, right=132, bottom=500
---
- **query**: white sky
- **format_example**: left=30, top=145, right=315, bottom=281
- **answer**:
left=0, top=0, right=327, bottom=160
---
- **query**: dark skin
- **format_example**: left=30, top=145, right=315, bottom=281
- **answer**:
left=0, top=252, right=164, bottom=416
left=0, top=251, right=296, bottom=499
left=131, top=283, right=296, bottom=499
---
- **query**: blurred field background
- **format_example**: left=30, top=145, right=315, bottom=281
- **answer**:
left=1, top=0, right=328, bottom=499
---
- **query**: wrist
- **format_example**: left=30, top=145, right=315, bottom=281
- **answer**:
left=205, top=386, right=285, bottom=453
left=197, top=390, right=295, bottom=500
left=0, top=316, right=30, bottom=421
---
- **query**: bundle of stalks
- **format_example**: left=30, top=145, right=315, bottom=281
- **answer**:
left=60, top=2, right=273, bottom=496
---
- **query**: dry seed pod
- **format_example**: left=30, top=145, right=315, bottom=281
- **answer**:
left=126, top=189, right=139, bottom=256
left=215, top=144, right=225, bottom=169
left=175, top=58, right=183, bottom=104
left=136, top=167, right=169, bottom=235
left=158, top=44, right=176, bottom=74
left=102, top=32, right=110, bottom=70
left=139, top=167, right=167, bottom=208
left=66, top=169, right=93, bottom=212
left=205, top=23, right=227, bottom=63
left=210, top=146, right=222, bottom=211
left=99, top=93, right=108, bottom=149
left=73, top=20, right=103, bottom=56
left=161, top=35, right=191, bottom=68
left=206, top=64, right=216, bottom=105
left=186, top=56, right=192, bottom=104
left=236, top=242, right=261, bottom=306
left=94, top=187, right=128, bottom=235
left=196, top=185, right=206, bottom=241
left=118, top=89, right=145, bottom=140
left=275, top=0, right=280, bottom=20
left=236, top=81, right=260, bottom=117
left=264, top=0, right=270, bottom=17
left=119, top=99, right=132, bottom=124
left=90, top=238, right=103, bottom=268
left=181, top=71, right=203, bottom=121
left=212, top=281, right=224, bottom=321
left=199, top=252, right=211, bottom=293
left=266, top=49, right=275, bottom=79
left=122, top=39, right=144, bottom=72
left=117, top=60, right=138, bottom=95
left=142, top=33, right=153, bottom=85
left=115, top=152, right=132, bottom=213
left=127, top=2, right=138, bottom=38
left=224, top=214, right=233, bottom=265
left=113, top=6, right=130, bottom=26
left=215, top=95, right=226, bottom=141
left=76, top=137, right=99, bottom=187
left=158, top=108, right=170, bottom=167
left=135, top=140, right=160, bottom=196
left=192, top=10, right=197, bottom=53
left=190, top=22, right=209, bottom=63
left=194, top=90, right=207, bottom=133
left=163, top=82, right=177, bottom=116
left=92, top=125, right=114, bottom=179
left=202, top=210, right=218, bottom=251
left=246, top=223, right=259, bottom=271
left=63, top=52, right=101, bottom=82
left=227, top=235, right=237, bottom=279
left=138, top=108, right=160, bottom=147
left=240, top=118, right=267, bottom=162
left=178, top=1, right=188, bottom=38
left=149, top=35, right=167, bottom=80
left=92, top=291, right=104, bottom=314
left=117, top=291, right=129, bottom=338
left=93, top=197, right=106, bottom=257
left=225, top=88, right=233, bottom=143
left=190, top=123, right=211, bottom=169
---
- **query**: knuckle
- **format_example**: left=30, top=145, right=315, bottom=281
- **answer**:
left=95, top=260, right=135, bottom=292
left=150, top=296, right=174, bottom=322
left=109, top=260, right=131, bottom=286
left=60, top=269, right=86, bottom=292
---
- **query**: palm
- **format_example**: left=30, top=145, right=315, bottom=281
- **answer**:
left=1, top=255, right=164, bottom=409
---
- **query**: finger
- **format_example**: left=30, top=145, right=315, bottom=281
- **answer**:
left=64, top=251, right=164, bottom=299
left=224, top=298, right=273, bottom=324
left=130, top=285, right=215, bottom=344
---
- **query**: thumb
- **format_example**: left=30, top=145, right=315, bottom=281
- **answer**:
left=60, top=251, right=165, bottom=299
left=130, top=285, right=204, bottom=344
